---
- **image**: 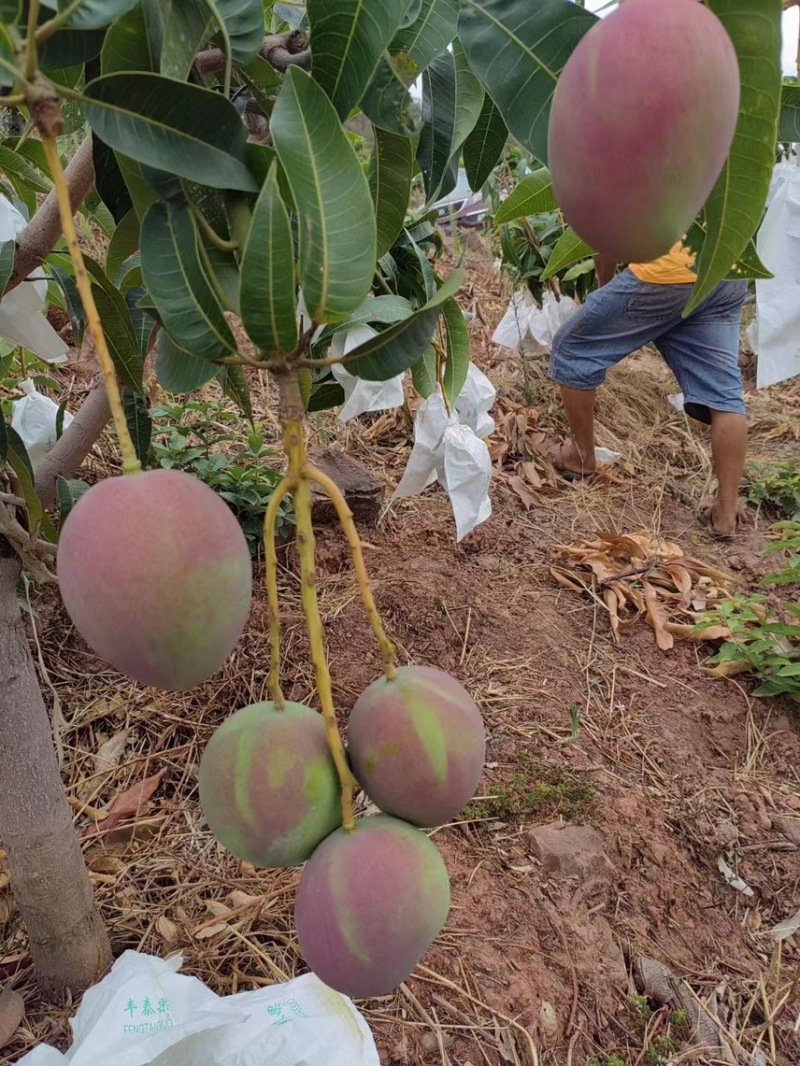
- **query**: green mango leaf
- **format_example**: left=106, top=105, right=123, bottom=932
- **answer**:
left=56, top=477, right=92, bottom=523
left=162, top=1, right=214, bottom=79
left=369, top=127, right=415, bottom=259
left=418, top=51, right=457, bottom=204
left=92, top=137, right=135, bottom=223
left=494, top=168, right=556, bottom=225
left=241, top=161, right=299, bottom=355
left=54, top=0, right=139, bottom=29
left=5, top=426, right=56, bottom=542
left=780, top=84, right=800, bottom=143
left=462, top=96, right=507, bottom=191
left=0, top=240, right=14, bottom=298
left=345, top=268, right=464, bottom=380
left=39, top=27, right=106, bottom=71
left=314, top=294, right=414, bottom=351
left=80, top=255, right=145, bottom=393
left=458, top=0, right=597, bottom=165
left=309, top=0, right=408, bottom=120
left=48, top=259, right=86, bottom=347
left=156, top=332, right=218, bottom=394
left=401, top=0, right=423, bottom=28
left=218, top=365, right=254, bottom=422
left=141, top=201, right=237, bottom=360
left=101, top=0, right=158, bottom=73
left=0, top=1, right=22, bottom=26
left=140, top=0, right=167, bottom=62
left=307, top=379, right=347, bottom=412
left=361, top=53, right=423, bottom=136
left=541, top=228, right=595, bottom=281
left=442, top=297, right=469, bottom=404
left=390, top=0, right=459, bottom=75
left=411, top=346, right=437, bottom=399
left=686, top=0, right=783, bottom=314
left=0, top=414, right=7, bottom=466
left=82, top=73, right=258, bottom=192
left=125, top=287, right=159, bottom=356
left=106, top=209, right=141, bottom=282
left=274, top=2, right=307, bottom=30
left=271, top=67, right=376, bottom=324
left=199, top=238, right=241, bottom=316
left=450, top=38, right=485, bottom=163
left=213, top=0, right=265, bottom=64
left=122, top=387, right=152, bottom=462
left=0, top=145, right=51, bottom=196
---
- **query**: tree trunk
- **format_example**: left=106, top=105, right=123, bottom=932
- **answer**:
left=0, top=539, right=111, bottom=1000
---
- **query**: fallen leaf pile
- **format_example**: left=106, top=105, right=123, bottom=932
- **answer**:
left=551, top=530, right=737, bottom=650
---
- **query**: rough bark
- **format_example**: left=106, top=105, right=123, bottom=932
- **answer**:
left=5, top=136, right=95, bottom=295
left=34, top=378, right=110, bottom=511
left=0, top=541, right=111, bottom=999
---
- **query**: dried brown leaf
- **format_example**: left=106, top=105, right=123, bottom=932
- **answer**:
left=0, top=987, right=23, bottom=1050
left=156, top=915, right=179, bottom=944
left=508, top=476, right=538, bottom=511
left=195, top=923, right=229, bottom=940
left=94, top=770, right=166, bottom=837
left=604, top=589, right=621, bottom=642
left=550, top=568, right=586, bottom=593
left=702, top=661, right=751, bottom=679
left=519, top=461, right=543, bottom=489
left=643, top=580, right=674, bottom=651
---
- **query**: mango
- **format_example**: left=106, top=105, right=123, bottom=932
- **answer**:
left=347, top=665, right=486, bottom=827
left=548, top=0, right=740, bottom=264
left=294, top=815, right=451, bottom=998
left=198, top=701, right=341, bottom=869
left=57, top=469, right=252, bottom=691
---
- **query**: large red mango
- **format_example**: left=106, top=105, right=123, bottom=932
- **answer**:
left=199, top=701, right=341, bottom=869
left=294, top=815, right=451, bottom=999
left=57, top=469, right=252, bottom=691
left=548, top=0, right=740, bottom=264
left=347, top=665, right=486, bottom=828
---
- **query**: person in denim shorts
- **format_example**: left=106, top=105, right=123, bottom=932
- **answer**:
left=548, top=241, right=749, bottom=539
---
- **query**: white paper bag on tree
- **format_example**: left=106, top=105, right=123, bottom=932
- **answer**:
left=527, top=291, right=580, bottom=352
left=454, top=363, right=496, bottom=439
left=19, top=950, right=379, bottom=1066
left=751, top=156, right=800, bottom=389
left=491, top=290, right=534, bottom=349
left=0, top=196, right=68, bottom=365
left=329, top=325, right=405, bottom=423
left=11, top=378, right=73, bottom=468
left=393, top=388, right=493, bottom=541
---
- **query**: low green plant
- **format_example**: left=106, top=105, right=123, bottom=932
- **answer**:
left=746, top=461, right=800, bottom=519
left=465, top=757, right=593, bottom=822
left=148, top=400, right=294, bottom=556
left=697, top=522, right=800, bottom=701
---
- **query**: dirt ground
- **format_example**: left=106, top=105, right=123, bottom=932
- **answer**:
left=2, top=250, right=799, bottom=1065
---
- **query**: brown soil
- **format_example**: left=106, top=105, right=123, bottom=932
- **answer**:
left=2, top=253, right=799, bottom=1066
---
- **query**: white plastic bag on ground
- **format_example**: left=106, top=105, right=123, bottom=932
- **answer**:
left=751, top=155, right=800, bottom=389
left=11, top=378, right=73, bottom=468
left=454, top=363, right=496, bottom=439
left=393, top=388, right=493, bottom=541
left=329, top=325, right=405, bottom=423
left=0, top=196, right=68, bottom=364
left=19, top=950, right=379, bottom=1066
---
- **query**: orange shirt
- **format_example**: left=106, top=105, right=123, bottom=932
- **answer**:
left=629, top=241, right=697, bottom=285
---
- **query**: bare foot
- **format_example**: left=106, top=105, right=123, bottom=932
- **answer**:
left=699, top=495, right=745, bottom=540
left=545, top=441, right=596, bottom=481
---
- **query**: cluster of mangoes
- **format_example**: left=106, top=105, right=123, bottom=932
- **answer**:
left=56, top=467, right=487, bottom=1000
left=198, top=664, right=486, bottom=999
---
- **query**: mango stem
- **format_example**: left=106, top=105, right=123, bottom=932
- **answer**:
left=263, top=475, right=296, bottom=710
left=41, top=136, right=141, bottom=476
left=284, top=417, right=358, bottom=832
left=305, top=464, right=398, bottom=682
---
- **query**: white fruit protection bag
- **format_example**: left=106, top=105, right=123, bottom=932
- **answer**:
left=0, top=196, right=68, bottom=365
left=393, top=367, right=496, bottom=542
left=748, top=153, right=800, bottom=389
left=19, top=951, right=379, bottom=1066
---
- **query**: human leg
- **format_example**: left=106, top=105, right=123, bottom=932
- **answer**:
left=654, top=280, right=749, bottom=536
left=548, top=270, right=693, bottom=477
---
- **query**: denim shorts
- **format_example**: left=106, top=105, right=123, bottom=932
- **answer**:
left=549, top=269, right=749, bottom=424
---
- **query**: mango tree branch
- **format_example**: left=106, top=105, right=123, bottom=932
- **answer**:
left=196, top=31, right=310, bottom=77
left=33, top=379, right=110, bottom=510
left=5, top=135, right=95, bottom=295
